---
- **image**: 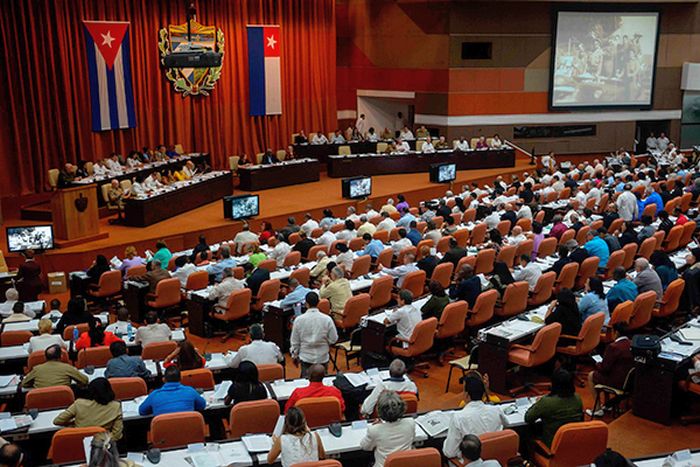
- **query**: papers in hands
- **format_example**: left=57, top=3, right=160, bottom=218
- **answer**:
left=213, top=380, right=232, bottom=400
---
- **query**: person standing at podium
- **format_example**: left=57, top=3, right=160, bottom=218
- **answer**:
left=16, top=249, right=42, bottom=302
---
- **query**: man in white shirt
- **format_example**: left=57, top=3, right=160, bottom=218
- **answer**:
left=311, top=131, right=329, bottom=145
left=224, top=323, right=283, bottom=368
left=92, top=161, right=108, bottom=177
left=516, top=203, right=532, bottom=220
left=290, top=292, right=338, bottom=377
left=455, top=435, right=502, bottom=467
left=233, top=223, right=259, bottom=254
left=316, top=225, right=336, bottom=247
left=506, top=226, right=527, bottom=246
left=399, top=126, right=414, bottom=140
left=657, top=132, right=670, bottom=152
left=355, top=114, right=367, bottom=137
left=129, top=179, right=146, bottom=197
left=587, top=186, right=602, bottom=205
left=360, top=359, right=417, bottom=417
left=455, top=137, right=470, bottom=152
left=376, top=212, right=397, bottom=232
left=208, top=268, right=245, bottom=310
left=379, top=253, right=417, bottom=288
left=422, top=137, right=435, bottom=153
left=365, top=204, right=379, bottom=219
left=390, top=230, right=413, bottom=256
left=331, top=130, right=345, bottom=144
left=395, top=138, right=410, bottom=153
left=0, top=288, right=19, bottom=318
left=268, top=235, right=292, bottom=267
left=300, top=213, right=320, bottom=237
left=135, top=311, right=172, bottom=347
left=105, top=307, right=132, bottom=336
left=385, top=290, right=421, bottom=341
left=105, top=154, right=123, bottom=174
left=646, top=132, right=657, bottom=152
left=514, top=254, right=542, bottom=292
left=335, top=220, right=356, bottom=242
left=616, top=184, right=639, bottom=221
left=484, top=208, right=501, bottom=230
left=143, top=173, right=161, bottom=190
left=381, top=198, right=398, bottom=215
left=443, top=374, right=507, bottom=459
left=346, top=206, right=361, bottom=223
left=172, top=256, right=197, bottom=287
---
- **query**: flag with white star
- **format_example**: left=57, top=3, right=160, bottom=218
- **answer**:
left=83, top=21, right=137, bottom=131
left=247, top=25, right=282, bottom=116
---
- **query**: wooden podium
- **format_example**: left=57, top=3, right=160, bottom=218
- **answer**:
left=51, top=186, right=109, bottom=247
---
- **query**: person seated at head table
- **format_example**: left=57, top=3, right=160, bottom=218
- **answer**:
left=311, top=131, right=329, bottom=145
left=331, top=130, right=346, bottom=144
left=261, top=148, right=277, bottom=165
left=475, top=135, right=488, bottom=150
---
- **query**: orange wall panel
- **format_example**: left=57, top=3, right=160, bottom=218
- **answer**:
left=448, top=68, right=525, bottom=92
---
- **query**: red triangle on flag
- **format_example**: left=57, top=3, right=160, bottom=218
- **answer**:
left=83, top=21, right=129, bottom=69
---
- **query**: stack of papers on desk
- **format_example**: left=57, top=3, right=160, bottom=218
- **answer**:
left=344, top=373, right=371, bottom=388
left=679, top=327, right=700, bottom=341
left=242, top=434, right=272, bottom=453
left=0, top=375, right=17, bottom=388
left=416, top=411, right=451, bottom=437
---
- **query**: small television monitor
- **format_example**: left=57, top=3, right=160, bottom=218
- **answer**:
left=223, top=195, right=260, bottom=220
left=430, top=163, right=456, bottom=183
left=6, top=225, right=55, bottom=252
left=342, top=176, right=372, bottom=199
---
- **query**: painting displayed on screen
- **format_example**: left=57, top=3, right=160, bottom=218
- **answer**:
left=7, top=225, right=54, bottom=252
left=550, top=10, right=659, bottom=109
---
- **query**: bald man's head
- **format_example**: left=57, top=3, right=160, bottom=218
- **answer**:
left=308, top=364, right=326, bottom=382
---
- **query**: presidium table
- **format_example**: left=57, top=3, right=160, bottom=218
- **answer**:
left=327, top=147, right=516, bottom=178
left=237, top=158, right=321, bottom=191
left=123, top=171, right=232, bottom=227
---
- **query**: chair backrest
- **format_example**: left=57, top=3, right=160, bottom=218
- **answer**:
left=656, top=278, right=685, bottom=318
left=397, top=246, right=418, bottom=265
left=352, top=254, right=373, bottom=278
left=255, top=279, right=281, bottom=304
left=373, top=230, right=390, bottom=244
left=288, top=232, right=301, bottom=245
left=184, top=270, right=209, bottom=290
left=608, top=218, right=624, bottom=235
left=401, top=270, right=426, bottom=297
left=400, top=392, right=419, bottom=414
left=642, top=203, right=657, bottom=219
left=621, top=243, right=638, bottom=270
left=404, top=317, right=438, bottom=355
left=462, top=208, right=476, bottom=224
left=637, top=237, right=656, bottom=260
left=283, top=251, right=302, bottom=268
left=529, top=272, right=556, bottom=306
left=549, top=421, right=608, bottom=467
left=26, top=349, right=69, bottom=371
left=496, top=281, right=529, bottom=318
left=575, top=256, right=599, bottom=290
left=290, top=267, right=310, bottom=287
left=126, top=264, right=147, bottom=278
left=307, top=245, right=328, bottom=262
left=470, top=223, right=487, bottom=246
left=48, top=427, right=106, bottom=464
left=349, top=237, right=365, bottom=251
left=522, top=323, right=562, bottom=368
left=467, top=289, right=497, bottom=328
left=222, top=288, right=253, bottom=320
left=95, top=270, right=122, bottom=296
left=1, top=330, right=33, bottom=347
left=559, top=228, right=575, bottom=246
left=338, top=293, right=371, bottom=329
left=293, top=461, right=342, bottom=467
left=141, top=340, right=178, bottom=361
left=604, top=301, right=634, bottom=343
left=109, top=377, right=148, bottom=401
left=652, top=230, right=666, bottom=251
left=329, top=240, right=344, bottom=256
left=453, top=229, right=469, bottom=248
left=496, top=245, right=516, bottom=268
left=76, top=346, right=114, bottom=369
left=516, top=217, right=532, bottom=232
left=62, top=323, right=90, bottom=341
left=436, top=236, right=452, bottom=254
left=181, top=368, right=215, bottom=390
left=385, top=447, right=442, bottom=467
left=318, top=299, right=331, bottom=315
left=555, top=262, right=579, bottom=294
left=601, top=250, right=625, bottom=280
left=257, top=363, right=284, bottom=382
left=48, top=168, right=60, bottom=189
left=570, top=312, right=605, bottom=355
left=376, top=248, right=394, bottom=269
left=229, top=155, right=240, bottom=171
left=436, top=301, right=467, bottom=339
left=430, top=262, right=454, bottom=289
left=629, top=290, right=657, bottom=330
left=679, top=221, right=697, bottom=247
left=537, top=237, right=558, bottom=258
left=575, top=226, right=591, bottom=246
left=369, top=276, right=393, bottom=309
left=295, top=396, right=343, bottom=428
left=150, top=411, right=206, bottom=449
left=514, top=239, right=534, bottom=261
left=663, top=225, right=684, bottom=252
left=257, top=259, right=277, bottom=272
left=496, top=220, right=511, bottom=237
left=480, top=429, right=520, bottom=467
left=151, top=278, right=182, bottom=308
left=475, top=248, right=496, bottom=275
left=228, top=398, right=281, bottom=439
left=25, top=385, right=75, bottom=410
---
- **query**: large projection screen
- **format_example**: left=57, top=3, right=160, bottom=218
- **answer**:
left=550, top=10, right=660, bottom=110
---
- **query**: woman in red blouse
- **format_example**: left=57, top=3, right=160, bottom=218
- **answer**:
left=259, top=221, right=276, bottom=245
left=75, top=321, right=122, bottom=351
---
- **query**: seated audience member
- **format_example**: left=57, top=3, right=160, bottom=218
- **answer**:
left=280, top=278, right=312, bottom=308
left=316, top=224, right=336, bottom=247
left=584, top=229, right=610, bottom=269
left=267, top=407, right=325, bottom=466
left=224, top=361, right=267, bottom=406
left=549, top=215, right=568, bottom=240
left=135, top=311, right=172, bottom=347
left=549, top=245, right=572, bottom=275
left=138, top=366, right=206, bottom=416
left=0, top=443, right=23, bottom=467
left=284, top=364, right=345, bottom=413
left=456, top=434, right=501, bottom=466
left=0, top=288, right=19, bottom=318
left=300, top=213, right=320, bottom=237
left=56, top=297, right=97, bottom=336
left=311, top=131, right=329, bottom=145
left=443, top=373, right=506, bottom=458
left=545, top=288, right=582, bottom=336
left=2, top=301, right=34, bottom=323
left=450, top=264, right=481, bottom=308
left=578, top=277, right=609, bottom=324
left=379, top=253, right=418, bottom=288
left=75, top=320, right=122, bottom=351
left=104, top=340, right=151, bottom=379
left=335, top=243, right=354, bottom=271
left=376, top=211, right=397, bottom=232
left=593, top=449, right=635, bottom=467
left=189, top=235, right=210, bottom=263
left=649, top=251, right=679, bottom=290
left=105, top=307, right=132, bottom=337
left=360, top=359, right=418, bottom=417
left=22, top=344, right=88, bottom=389
left=206, top=245, right=237, bottom=282
left=417, top=246, right=439, bottom=279
left=86, top=255, right=111, bottom=285
left=607, top=267, right=639, bottom=312
left=45, top=298, right=63, bottom=319
left=657, top=210, right=674, bottom=234
left=54, top=378, right=123, bottom=441
left=335, top=220, right=356, bottom=242
left=268, top=235, right=292, bottom=267
left=246, top=244, right=267, bottom=267
left=421, top=280, right=450, bottom=320
left=292, top=231, right=316, bottom=259
left=150, top=240, right=173, bottom=268
left=524, top=368, right=583, bottom=448
left=280, top=217, right=301, bottom=241
left=514, top=254, right=542, bottom=292
left=384, top=290, right=421, bottom=342
left=490, top=261, right=514, bottom=297
left=567, top=239, right=590, bottom=264
left=28, top=319, right=66, bottom=353
left=637, top=215, right=656, bottom=243
left=224, top=323, right=284, bottom=368
left=618, top=222, right=637, bottom=247
left=131, top=259, right=171, bottom=293
left=290, top=293, right=338, bottom=377
left=208, top=267, right=245, bottom=310
left=405, top=221, right=422, bottom=246
left=119, top=246, right=145, bottom=276
left=172, top=255, right=197, bottom=287
left=357, top=216, right=377, bottom=237
left=440, top=238, right=467, bottom=267
left=586, top=322, right=634, bottom=417
left=244, top=261, right=271, bottom=296
left=358, top=233, right=385, bottom=260
left=164, top=340, right=205, bottom=371
left=632, top=258, right=663, bottom=303
left=360, top=391, right=416, bottom=467
left=261, top=149, right=277, bottom=165
left=258, top=221, right=276, bottom=245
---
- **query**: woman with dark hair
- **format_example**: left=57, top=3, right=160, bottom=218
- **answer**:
left=151, top=240, right=172, bottom=269
left=396, top=194, right=409, bottom=212
left=267, top=407, right=325, bottom=466
left=545, top=288, right=582, bottom=336
left=75, top=319, right=122, bottom=351
left=259, top=221, right=275, bottom=245
left=86, top=255, right=111, bottom=284
left=56, top=297, right=98, bottom=335
left=649, top=250, right=679, bottom=290
left=452, top=197, right=465, bottom=213
left=163, top=340, right=205, bottom=371
left=618, top=221, right=638, bottom=247
left=485, top=229, right=503, bottom=254
left=489, top=261, right=514, bottom=297
left=54, top=377, right=123, bottom=440
left=578, top=277, right=609, bottom=324
left=421, top=280, right=450, bottom=320
left=224, top=361, right=267, bottom=406
left=524, top=369, right=583, bottom=447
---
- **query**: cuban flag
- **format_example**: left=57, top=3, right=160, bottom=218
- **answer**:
left=247, top=25, right=282, bottom=116
left=83, top=21, right=136, bottom=132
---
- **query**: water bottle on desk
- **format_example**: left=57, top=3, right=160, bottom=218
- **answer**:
left=127, top=323, right=134, bottom=342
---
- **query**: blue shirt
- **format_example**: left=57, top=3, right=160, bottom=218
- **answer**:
left=138, top=382, right=206, bottom=416
left=584, top=237, right=610, bottom=268
left=207, top=257, right=238, bottom=282
left=578, top=292, right=609, bottom=324
left=406, top=229, right=422, bottom=246
left=606, top=279, right=638, bottom=312
left=359, top=239, right=385, bottom=258
left=396, top=213, right=417, bottom=229
left=280, top=285, right=312, bottom=307
left=104, top=355, right=151, bottom=379
left=643, top=191, right=663, bottom=216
